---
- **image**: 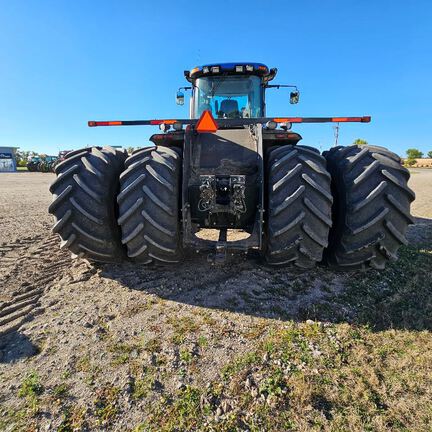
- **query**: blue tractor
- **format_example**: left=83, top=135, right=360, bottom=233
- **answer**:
left=49, top=62, right=414, bottom=269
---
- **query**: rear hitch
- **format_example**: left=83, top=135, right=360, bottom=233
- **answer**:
left=207, top=229, right=227, bottom=265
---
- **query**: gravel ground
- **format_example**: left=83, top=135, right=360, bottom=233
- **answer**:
left=0, top=169, right=431, bottom=431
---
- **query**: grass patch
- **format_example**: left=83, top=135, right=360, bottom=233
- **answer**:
left=53, top=383, right=70, bottom=399
left=144, top=322, right=432, bottom=431
left=179, top=348, right=193, bottom=363
left=0, top=405, right=31, bottom=431
left=197, top=335, right=208, bottom=348
left=108, top=342, right=141, bottom=366
left=18, top=372, right=44, bottom=399
left=57, top=405, right=87, bottom=432
left=17, top=371, right=44, bottom=415
left=132, top=373, right=156, bottom=400
left=75, top=355, right=91, bottom=373
left=341, top=244, right=432, bottom=330
left=167, top=315, right=200, bottom=344
left=94, top=385, right=120, bottom=425
left=144, top=338, right=162, bottom=353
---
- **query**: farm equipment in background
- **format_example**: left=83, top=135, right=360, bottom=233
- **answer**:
left=38, top=155, right=58, bottom=172
left=26, top=156, right=41, bottom=172
left=27, top=151, right=72, bottom=172
left=49, top=62, right=415, bottom=270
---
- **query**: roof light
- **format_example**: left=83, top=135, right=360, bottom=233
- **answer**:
left=159, top=123, right=170, bottom=132
left=258, top=66, right=267, bottom=71
left=211, top=66, right=220, bottom=73
left=279, top=122, right=292, bottom=130
left=265, top=121, right=277, bottom=130
left=246, top=65, right=254, bottom=72
left=196, top=110, right=218, bottom=133
left=203, top=66, right=209, bottom=74
left=190, top=67, right=199, bottom=75
left=235, top=65, right=244, bottom=73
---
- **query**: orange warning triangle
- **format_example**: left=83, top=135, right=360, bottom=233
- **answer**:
left=196, top=110, right=218, bottom=133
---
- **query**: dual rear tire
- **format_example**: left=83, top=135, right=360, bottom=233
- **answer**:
left=265, top=145, right=333, bottom=268
left=323, top=145, right=415, bottom=270
left=117, top=146, right=183, bottom=263
left=49, top=146, right=127, bottom=262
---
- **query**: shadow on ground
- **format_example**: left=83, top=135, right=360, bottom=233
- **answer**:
left=0, top=331, right=40, bottom=363
left=99, top=218, right=432, bottom=333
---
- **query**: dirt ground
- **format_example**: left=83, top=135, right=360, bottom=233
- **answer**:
left=0, top=169, right=431, bottom=431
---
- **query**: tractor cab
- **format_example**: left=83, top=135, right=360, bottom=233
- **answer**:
left=179, top=63, right=280, bottom=119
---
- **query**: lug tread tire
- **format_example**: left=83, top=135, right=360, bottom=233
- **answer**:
left=323, top=144, right=415, bottom=270
left=48, top=146, right=127, bottom=262
left=265, top=145, right=333, bottom=268
left=118, top=146, right=183, bottom=264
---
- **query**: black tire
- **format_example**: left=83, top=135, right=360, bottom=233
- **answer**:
left=117, top=146, right=183, bottom=264
left=48, top=146, right=127, bottom=262
left=323, top=144, right=415, bottom=270
left=265, top=145, right=333, bottom=268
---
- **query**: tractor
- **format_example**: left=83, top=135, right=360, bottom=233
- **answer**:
left=27, top=156, right=41, bottom=172
left=49, top=62, right=414, bottom=269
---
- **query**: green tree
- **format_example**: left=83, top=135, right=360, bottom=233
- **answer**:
left=404, top=158, right=417, bottom=167
left=15, top=150, right=38, bottom=167
left=406, top=148, right=423, bottom=159
left=428, top=150, right=432, bottom=158
left=353, top=138, right=368, bottom=145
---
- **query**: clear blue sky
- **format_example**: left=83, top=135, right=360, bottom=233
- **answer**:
left=1, top=0, right=431, bottom=157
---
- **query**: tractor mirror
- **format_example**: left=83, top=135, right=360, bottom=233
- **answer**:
left=176, top=91, right=185, bottom=106
left=290, top=91, right=300, bottom=104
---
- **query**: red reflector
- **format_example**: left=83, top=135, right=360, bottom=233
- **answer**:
left=274, top=133, right=299, bottom=139
left=88, top=121, right=122, bottom=127
left=273, top=117, right=302, bottom=123
left=196, top=110, right=218, bottom=133
left=332, top=117, right=371, bottom=123
left=150, top=119, right=178, bottom=125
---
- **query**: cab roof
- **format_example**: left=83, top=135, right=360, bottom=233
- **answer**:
left=186, top=62, right=273, bottom=81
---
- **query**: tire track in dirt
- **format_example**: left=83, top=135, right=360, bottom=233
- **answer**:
left=0, top=234, right=71, bottom=337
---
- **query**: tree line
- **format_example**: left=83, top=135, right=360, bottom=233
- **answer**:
left=15, top=144, right=432, bottom=168
left=353, top=139, right=431, bottom=166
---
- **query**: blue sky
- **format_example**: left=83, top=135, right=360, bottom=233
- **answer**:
left=0, top=0, right=431, bottom=157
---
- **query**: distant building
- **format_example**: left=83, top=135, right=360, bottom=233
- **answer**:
left=0, top=146, right=18, bottom=172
